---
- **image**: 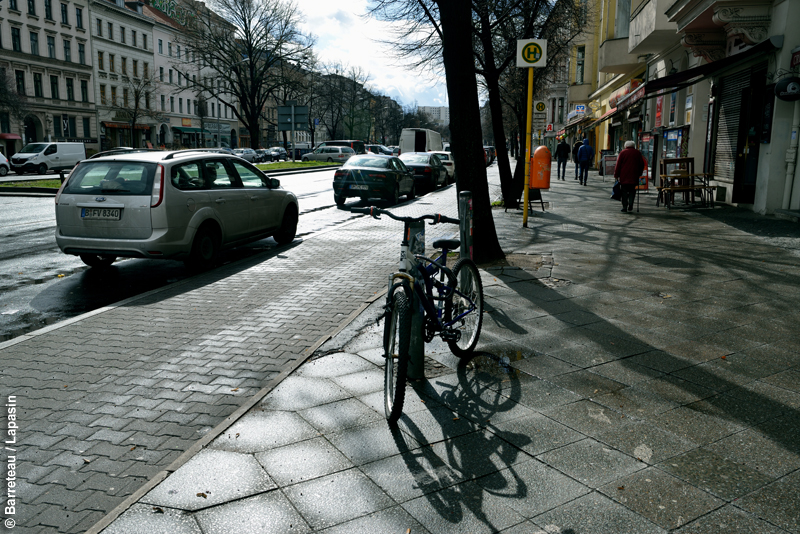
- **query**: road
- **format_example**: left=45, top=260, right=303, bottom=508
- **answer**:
left=0, top=167, right=369, bottom=341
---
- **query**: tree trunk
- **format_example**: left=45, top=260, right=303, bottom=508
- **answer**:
left=436, top=0, right=503, bottom=264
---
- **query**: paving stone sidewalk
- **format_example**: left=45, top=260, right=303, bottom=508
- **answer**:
left=96, top=166, right=800, bottom=533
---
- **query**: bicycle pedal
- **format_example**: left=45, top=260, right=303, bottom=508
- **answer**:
left=440, top=329, right=461, bottom=342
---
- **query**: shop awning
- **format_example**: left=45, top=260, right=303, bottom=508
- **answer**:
left=172, top=127, right=209, bottom=134
left=645, top=35, right=784, bottom=96
left=103, top=121, right=151, bottom=130
left=564, top=113, right=591, bottom=129
left=0, top=133, right=21, bottom=140
left=585, top=108, right=619, bottom=130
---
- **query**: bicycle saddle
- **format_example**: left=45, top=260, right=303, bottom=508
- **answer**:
left=433, top=238, right=460, bottom=251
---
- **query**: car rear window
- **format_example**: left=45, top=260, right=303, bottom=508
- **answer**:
left=345, top=156, right=389, bottom=169
left=63, top=161, right=157, bottom=195
left=400, top=154, right=429, bottom=164
left=436, top=153, right=450, bottom=161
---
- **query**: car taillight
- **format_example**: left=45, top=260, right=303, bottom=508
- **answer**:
left=424, top=167, right=431, bottom=173
left=368, top=174, right=386, bottom=179
left=152, top=164, right=165, bottom=207
left=334, top=170, right=346, bottom=180
left=54, top=164, right=75, bottom=205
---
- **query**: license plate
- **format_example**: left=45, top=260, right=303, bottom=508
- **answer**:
left=349, top=184, right=368, bottom=190
left=81, top=208, right=121, bottom=220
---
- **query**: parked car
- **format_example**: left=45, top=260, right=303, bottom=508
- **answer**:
left=254, top=149, right=269, bottom=162
left=315, top=140, right=367, bottom=155
left=11, top=142, right=86, bottom=175
left=233, top=148, right=257, bottom=162
left=302, top=146, right=355, bottom=163
left=267, top=147, right=288, bottom=161
left=366, top=144, right=393, bottom=155
left=54, top=149, right=299, bottom=270
left=484, top=146, right=496, bottom=164
left=332, top=154, right=415, bottom=206
left=398, top=152, right=448, bottom=191
left=0, top=153, right=10, bottom=176
left=430, top=151, right=455, bottom=184
left=442, top=142, right=451, bottom=152
left=388, top=146, right=400, bottom=155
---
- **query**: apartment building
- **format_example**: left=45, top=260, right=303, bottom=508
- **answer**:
left=0, top=0, right=97, bottom=156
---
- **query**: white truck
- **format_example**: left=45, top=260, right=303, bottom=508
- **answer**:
left=399, top=128, right=443, bottom=155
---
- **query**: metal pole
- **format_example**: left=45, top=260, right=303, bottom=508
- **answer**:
left=216, top=83, right=221, bottom=149
left=407, top=219, right=425, bottom=381
left=523, top=68, right=534, bottom=228
left=458, top=190, right=473, bottom=260
left=291, top=104, right=296, bottom=162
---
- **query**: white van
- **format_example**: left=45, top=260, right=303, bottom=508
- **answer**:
left=11, top=142, right=86, bottom=175
left=399, top=128, right=443, bottom=155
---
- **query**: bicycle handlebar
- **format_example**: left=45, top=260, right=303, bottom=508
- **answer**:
left=351, top=206, right=459, bottom=226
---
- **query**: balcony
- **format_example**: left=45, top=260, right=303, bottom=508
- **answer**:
left=628, top=0, right=680, bottom=55
left=568, top=84, right=593, bottom=103
left=598, top=38, right=640, bottom=73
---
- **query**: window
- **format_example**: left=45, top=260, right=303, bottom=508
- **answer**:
left=170, top=96, right=174, bottom=112
left=142, top=34, right=147, bottom=50
left=558, top=97, right=564, bottom=124
left=167, top=42, right=172, bottom=56
left=9, top=0, right=17, bottom=10
left=45, top=0, right=53, bottom=19
left=97, top=51, right=104, bottom=70
left=159, top=66, right=164, bottom=82
left=211, top=102, right=215, bottom=118
left=60, top=3, right=68, bottom=24
left=54, top=116, right=61, bottom=137
left=177, top=72, right=181, bottom=86
left=123, top=88, right=128, bottom=107
left=110, top=86, right=116, bottom=105
left=50, top=75, right=59, bottom=99
left=34, top=73, right=43, bottom=97
left=11, top=28, right=21, bottom=53
left=169, top=69, right=173, bottom=84
left=96, top=18, right=102, bottom=36
left=63, top=39, right=71, bottom=62
left=158, top=38, right=162, bottom=54
left=177, top=45, right=181, bottom=59
left=109, top=54, right=115, bottom=72
left=80, top=79, right=88, bottom=102
left=187, top=99, right=191, bottom=114
left=15, top=71, right=25, bottom=95
left=100, top=84, right=106, bottom=104
left=107, top=22, right=112, bottom=40
left=145, top=92, right=150, bottom=109
left=179, top=97, right=182, bottom=113
left=30, top=33, right=39, bottom=56
left=66, top=78, right=74, bottom=100
left=576, top=46, right=585, bottom=85
left=68, top=116, right=76, bottom=138
left=131, top=30, right=136, bottom=47
left=120, top=27, right=125, bottom=44
left=27, top=0, right=35, bottom=15
left=75, top=7, right=83, bottom=28
left=160, top=94, right=165, bottom=111
left=170, top=162, right=203, bottom=190
left=133, top=60, right=138, bottom=77
left=143, top=62, right=148, bottom=77
left=78, top=43, right=85, bottom=64
left=121, top=57, right=126, bottom=76
left=83, top=117, right=90, bottom=137
left=47, top=35, right=56, bottom=58
left=614, top=0, right=631, bottom=39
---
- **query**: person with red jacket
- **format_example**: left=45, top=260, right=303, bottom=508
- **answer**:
left=613, top=140, right=645, bottom=212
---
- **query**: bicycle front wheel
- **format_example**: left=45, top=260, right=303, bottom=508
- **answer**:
left=446, top=258, right=484, bottom=357
left=383, top=288, right=412, bottom=424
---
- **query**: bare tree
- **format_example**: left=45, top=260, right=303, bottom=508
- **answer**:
left=0, top=71, right=30, bottom=123
left=176, top=0, right=314, bottom=148
left=105, top=67, right=167, bottom=148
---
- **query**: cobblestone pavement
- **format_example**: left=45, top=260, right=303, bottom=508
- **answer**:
left=0, top=185, right=463, bottom=533
left=95, top=163, right=800, bottom=534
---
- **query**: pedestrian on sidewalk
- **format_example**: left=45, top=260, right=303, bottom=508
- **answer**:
left=572, top=138, right=583, bottom=180
left=555, top=138, right=571, bottom=180
left=614, top=140, right=645, bottom=212
left=577, top=139, right=594, bottom=185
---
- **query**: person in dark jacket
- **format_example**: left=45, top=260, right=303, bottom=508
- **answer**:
left=577, top=139, right=594, bottom=185
left=572, top=139, right=583, bottom=179
left=613, top=140, right=645, bottom=212
left=555, top=138, right=571, bottom=180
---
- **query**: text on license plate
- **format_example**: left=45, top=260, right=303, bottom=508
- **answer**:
left=81, top=208, right=121, bottom=220
left=349, top=184, right=369, bottom=190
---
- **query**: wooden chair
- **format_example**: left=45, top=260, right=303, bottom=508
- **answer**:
left=657, top=157, right=715, bottom=208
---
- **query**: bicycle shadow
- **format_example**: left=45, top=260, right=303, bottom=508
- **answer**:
left=388, top=351, right=536, bottom=532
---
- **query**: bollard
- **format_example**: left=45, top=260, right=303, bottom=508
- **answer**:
left=59, top=171, right=66, bottom=184
left=458, top=191, right=473, bottom=260
left=407, top=219, right=426, bottom=381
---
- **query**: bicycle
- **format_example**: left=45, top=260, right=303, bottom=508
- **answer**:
left=352, top=206, right=484, bottom=424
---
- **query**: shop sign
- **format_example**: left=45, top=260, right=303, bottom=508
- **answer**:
left=609, top=79, right=642, bottom=108
left=775, top=77, right=800, bottom=101
left=685, top=95, right=693, bottom=126
left=669, top=93, right=677, bottom=126
left=655, top=96, right=664, bottom=128
left=181, top=118, right=192, bottom=127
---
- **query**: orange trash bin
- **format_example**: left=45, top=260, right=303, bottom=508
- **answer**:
left=530, top=146, right=552, bottom=189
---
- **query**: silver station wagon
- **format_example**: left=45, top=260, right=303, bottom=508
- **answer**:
left=55, top=149, right=299, bottom=269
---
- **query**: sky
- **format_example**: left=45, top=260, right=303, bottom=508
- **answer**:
left=297, top=0, right=449, bottom=108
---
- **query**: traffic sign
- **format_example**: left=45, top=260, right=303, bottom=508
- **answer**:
left=277, top=105, right=309, bottom=131
left=516, top=39, right=548, bottom=68
left=534, top=101, right=546, bottom=113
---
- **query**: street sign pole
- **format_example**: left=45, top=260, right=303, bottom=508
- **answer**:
left=291, top=103, right=295, bottom=162
left=523, top=68, right=534, bottom=228
left=516, top=39, right=547, bottom=228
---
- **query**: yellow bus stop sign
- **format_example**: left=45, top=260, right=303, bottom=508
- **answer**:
left=516, top=39, right=547, bottom=68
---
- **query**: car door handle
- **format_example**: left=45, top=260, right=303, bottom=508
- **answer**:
left=249, top=196, right=259, bottom=201
left=215, top=198, right=226, bottom=204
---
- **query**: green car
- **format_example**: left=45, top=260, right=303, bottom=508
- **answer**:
left=333, top=155, right=416, bottom=207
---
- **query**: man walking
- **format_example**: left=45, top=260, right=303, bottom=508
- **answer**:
left=572, top=139, right=583, bottom=180
left=613, top=140, right=645, bottom=212
left=555, top=138, right=570, bottom=181
left=577, top=139, right=594, bottom=185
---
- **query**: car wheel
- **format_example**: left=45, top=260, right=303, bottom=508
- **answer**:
left=79, top=254, right=116, bottom=268
left=274, top=205, right=298, bottom=245
left=185, top=225, right=220, bottom=270
left=327, top=158, right=334, bottom=162
left=407, top=182, right=416, bottom=201
left=38, top=163, right=47, bottom=175
left=389, top=184, right=400, bottom=205
left=334, top=191, right=346, bottom=207
left=0, top=166, right=7, bottom=177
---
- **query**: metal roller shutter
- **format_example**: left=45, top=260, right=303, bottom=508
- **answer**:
left=714, top=70, right=750, bottom=184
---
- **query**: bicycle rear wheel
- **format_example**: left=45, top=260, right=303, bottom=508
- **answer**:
left=445, top=258, right=484, bottom=357
left=383, top=288, right=412, bottom=424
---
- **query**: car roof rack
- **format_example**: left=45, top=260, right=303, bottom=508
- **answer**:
left=162, top=148, right=233, bottom=160
left=88, top=148, right=162, bottom=159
